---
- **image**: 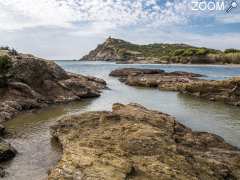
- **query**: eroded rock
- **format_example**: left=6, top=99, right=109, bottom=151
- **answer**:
left=177, top=77, right=240, bottom=106
left=48, top=103, right=240, bottom=180
left=0, top=53, right=106, bottom=122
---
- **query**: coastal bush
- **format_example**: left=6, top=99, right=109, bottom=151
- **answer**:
left=224, top=49, right=240, bottom=54
left=8, top=48, right=18, bottom=56
left=173, top=49, right=185, bottom=56
left=0, top=46, right=10, bottom=51
left=0, top=55, right=12, bottom=70
left=195, top=48, right=209, bottom=56
left=182, top=48, right=196, bottom=56
left=0, top=55, right=12, bottom=88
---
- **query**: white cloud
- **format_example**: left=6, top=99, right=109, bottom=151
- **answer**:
left=0, top=0, right=239, bottom=59
left=0, top=0, right=190, bottom=31
left=216, top=13, right=240, bottom=24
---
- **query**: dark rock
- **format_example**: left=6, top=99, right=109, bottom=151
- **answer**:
left=0, top=139, right=16, bottom=162
left=0, top=167, right=8, bottom=178
left=0, top=125, right=5, bottom=136
left=109, top=68, right=165, bottom=77
left=0, top=53, right=107, bottom=122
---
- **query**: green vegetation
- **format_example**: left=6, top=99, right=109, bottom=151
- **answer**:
left=224, top=49, right=240, bottom=54
left=103, top=38, right=240, bottom=64
left=0, top=55, right=12, bottom=87
left=0, top=46, right=18, bottom=56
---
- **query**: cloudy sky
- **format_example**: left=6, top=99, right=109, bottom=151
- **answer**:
left=0, top=0, right=240, bottom=59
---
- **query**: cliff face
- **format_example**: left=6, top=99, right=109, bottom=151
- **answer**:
left=0, top=52, right=106, bottom=122
left=81, top=38, right=123, bottom=61
left=49, top=103, right=240, bottom=179
left=81, top=37, right=240, bottom=64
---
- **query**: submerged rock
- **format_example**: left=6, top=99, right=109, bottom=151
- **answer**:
left=48, top=103, right=240, bottom=180
left=0, top=139, right=16, bottom=162
left=0, top=53, right=106, bottom=122
left=110, top=68, right=203, bottom=91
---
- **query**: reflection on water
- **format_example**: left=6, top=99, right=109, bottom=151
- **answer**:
left=1, top=61, right=240, bottom=179
left=1, top=100, right=95, bottom=180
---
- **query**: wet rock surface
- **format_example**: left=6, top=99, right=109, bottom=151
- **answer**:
left=110, top=68, right=203, bottom=91
left=177, top=77, right=240, bottom=106
left=0, top=53, right=106, bottom=122
left=48, top=103, right=240, bottom=180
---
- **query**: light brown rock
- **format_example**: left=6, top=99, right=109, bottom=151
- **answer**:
left=48, top=103, right=240, bottom=180
left=110, top=68, right=203, bottom=91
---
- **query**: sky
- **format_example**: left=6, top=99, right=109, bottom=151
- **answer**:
left=0, top=0, right=240, bottom=60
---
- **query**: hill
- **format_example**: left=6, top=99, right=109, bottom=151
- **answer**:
left=80, top=37, right=240, bottom=64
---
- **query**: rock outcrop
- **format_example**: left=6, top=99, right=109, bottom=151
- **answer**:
left=81, top=37, right=123, bottom=61
left=177, top=77, right=240, bottom=106
left=110, top=68, right=203, bottom=91
left=49, top=103, right=240, bottom=180
left=0, top=52, right=106, bottom=122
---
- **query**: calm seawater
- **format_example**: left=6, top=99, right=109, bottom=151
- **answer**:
left=2, top=61, right=240, bottom=180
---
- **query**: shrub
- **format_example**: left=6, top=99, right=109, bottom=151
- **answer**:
left=182, top=48, right=196, bottom=56
left=173, top=49, right=185, bottom=56
left=0, top=55, right=12, bottom=87
left=9, top=48, right=18, bottom=56
left=0, top=55, right=12, bottom=72
left=195, top=48, right=209, bottom=56
left=224, top=49, right=240, bottom=54
left=0, top=46, right=10, bottom=51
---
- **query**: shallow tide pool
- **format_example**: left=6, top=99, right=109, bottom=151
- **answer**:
left=2, top=61, right=240, bottom=180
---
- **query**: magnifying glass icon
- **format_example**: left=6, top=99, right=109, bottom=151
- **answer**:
left=226, top=1, right=238, bottom=13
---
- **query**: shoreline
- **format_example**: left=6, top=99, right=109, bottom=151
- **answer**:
left=73, top=60, right=240, bottom=68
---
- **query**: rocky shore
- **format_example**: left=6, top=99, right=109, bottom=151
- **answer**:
left=110, top=68, right=240, bottom=106
left=178, top=77, right=240, bottom=106
left=49, top=103, right=240, bottom=179
left=0, top=52, right=106, bottom=122
left=110, top=68, right=203, bottom=91
left=0, top=51, right=106, bottom=165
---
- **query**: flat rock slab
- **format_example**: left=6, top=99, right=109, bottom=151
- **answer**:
left=49, top=103, right=240, bottom=180
left=110, top=68, right=204, bottom=91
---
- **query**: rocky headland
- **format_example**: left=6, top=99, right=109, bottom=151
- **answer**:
left=110, top=68, right=204, bottom=91
left=49, top=103, right=240, bottom=180
left=81, top=37, right=240, bottom=64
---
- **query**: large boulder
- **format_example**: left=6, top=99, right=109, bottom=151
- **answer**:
left=48, top=103, right=240, bottom=180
